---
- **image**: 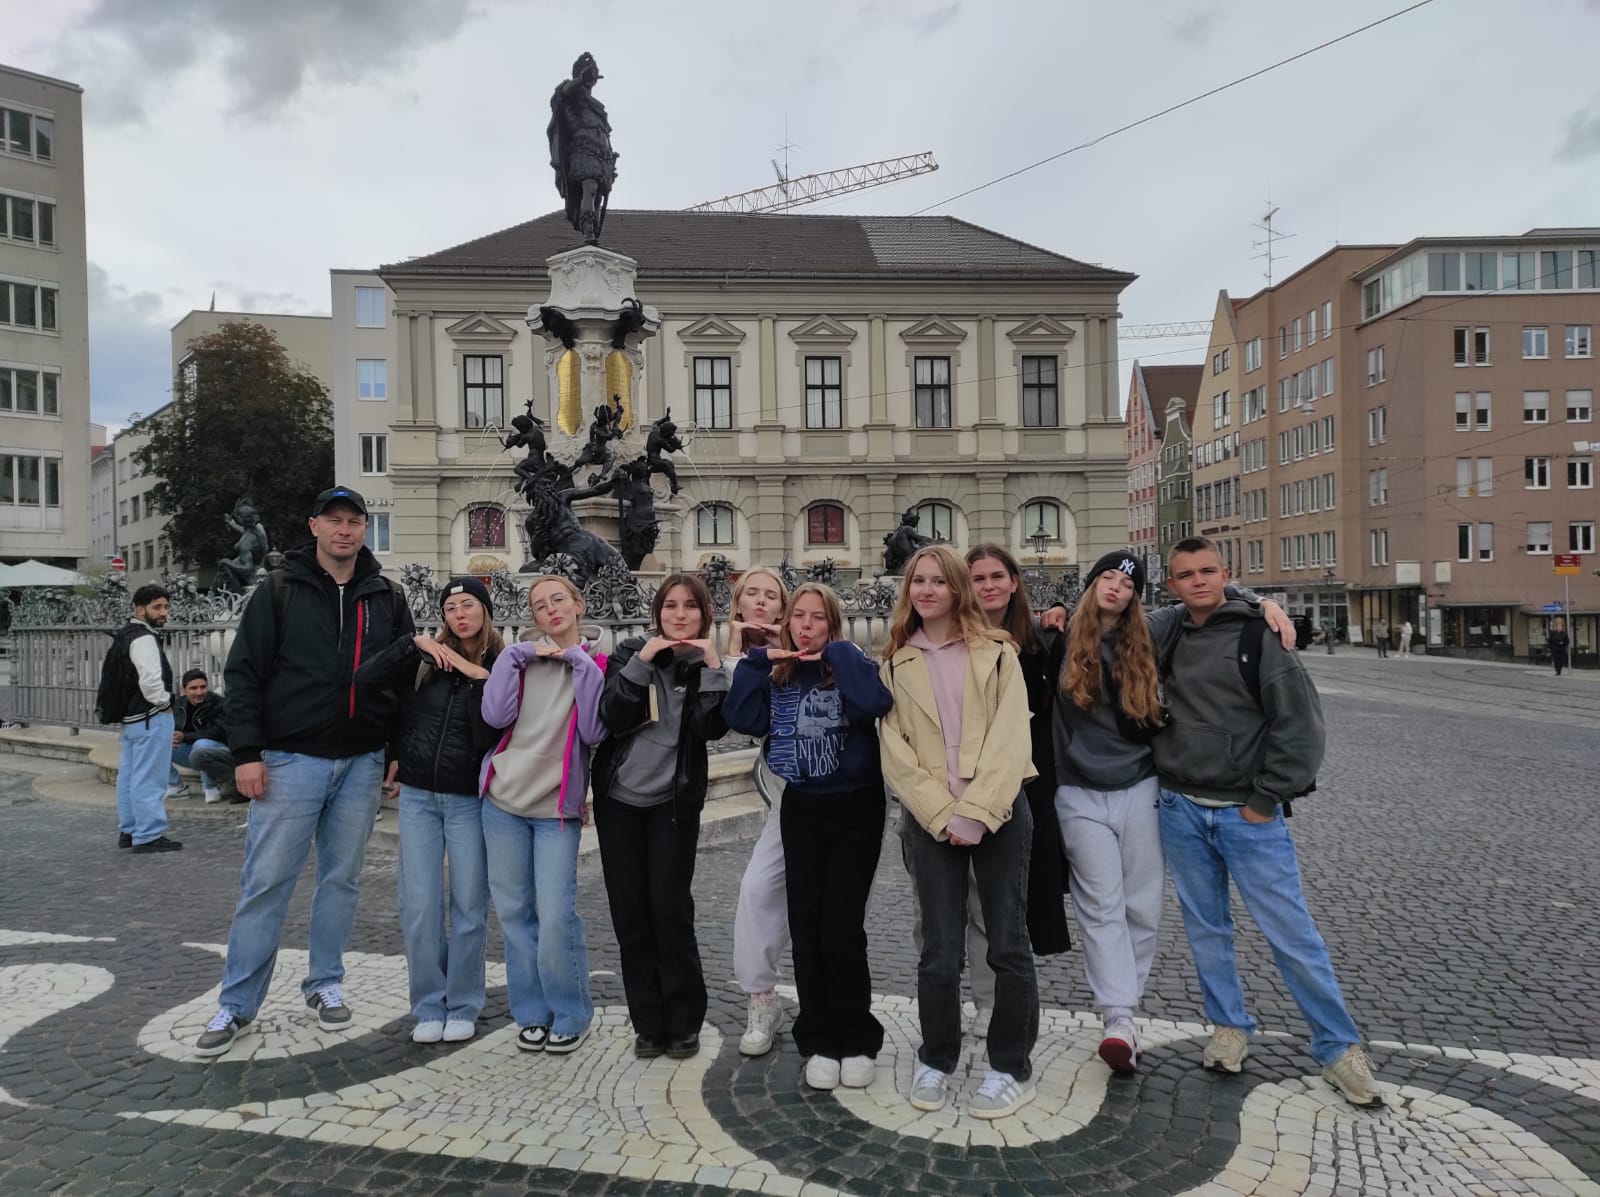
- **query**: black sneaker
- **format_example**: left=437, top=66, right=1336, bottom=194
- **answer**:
left=118, top=833, right=132, bottom=849
left=545, top=1026, right=589, bottom=1055
left=306, top=985, right=352, bottom=1030
left=132, top=836, right=183, bottom=853
left=195, top=1008, right=251, bottom=1058
left=516, top=1025, right=549, bottom=1053
left=633, top=1034, right=667, bottom=1059
left=664, top=1032, right=701, bottom=1060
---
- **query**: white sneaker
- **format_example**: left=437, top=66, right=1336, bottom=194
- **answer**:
left=442, top=1019, right=475, bottom=1043
left=971, top=1006, right=993, bottom=1039
left=909, top=1063, right=949, bottom=1111
left=739, top=990, right=783, bottom=1057
left=203, top=788, right=222, bottom=804
left=165, top=783, right=191, bottom=799
left=411, top=1020, right=445, bottom=1044
left=839, top=1055, right=874, bottom=1088
left=803, top=1055, right=841, bottom=1090
left=970, top=1070, right=1036, bottom=1120
left=1098, top=1016, right=1139, bottom=1073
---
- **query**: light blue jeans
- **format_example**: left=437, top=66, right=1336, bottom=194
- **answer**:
left=217, top=748, right=385, bottom=1020
left=117, top=711, right=173, bottom=845
left=398, top=785, right=489, bottom=1024
left=481, top=799, right=592, bottom=1036
left=1158, top=789, right=1362, bottom=1066
left=170, top=739, right=222, bottom=790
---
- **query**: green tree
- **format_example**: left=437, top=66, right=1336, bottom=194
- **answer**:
left=135, top=321, right=334, bottom=577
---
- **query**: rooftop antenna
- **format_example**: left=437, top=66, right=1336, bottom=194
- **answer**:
left=1252, top=203, right=1296, bottom=287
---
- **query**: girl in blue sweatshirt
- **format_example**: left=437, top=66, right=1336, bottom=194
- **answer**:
left=724, top=583, right=894, bottom=1092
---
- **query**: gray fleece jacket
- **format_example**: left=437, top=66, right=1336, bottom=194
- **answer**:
left=1151, top=599, right=1324, bottom=817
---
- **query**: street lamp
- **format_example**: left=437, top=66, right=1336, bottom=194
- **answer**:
left=1030, top=521, right=1050, bottom=568
left=1322, top=566, right=1338, bottom=655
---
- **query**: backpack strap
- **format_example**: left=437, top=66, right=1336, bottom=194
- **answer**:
left=1236, top=617, right=1267, bottom=710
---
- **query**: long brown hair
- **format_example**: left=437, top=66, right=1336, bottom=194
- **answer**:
left=727, top=566, right=790, bottom=653
left=428, top=592, right=505, bottom=678
left=964, top=543, right=1039, bottom=656
left=771, top=582, right=844, bottom=686
left=1062, top=580, right=1162, bottom=722
left=885, top=544, right=1009, bottom=657
left=651, top=573, right=714, bottom=638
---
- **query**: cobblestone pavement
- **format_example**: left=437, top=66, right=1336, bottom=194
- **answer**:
left=1, top=652, right=1597, bottom=1196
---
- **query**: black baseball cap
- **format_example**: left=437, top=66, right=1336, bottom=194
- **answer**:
left=310, top=485, right=368, bottom=517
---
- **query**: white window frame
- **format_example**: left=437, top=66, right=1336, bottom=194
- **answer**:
left=356, top=358, right=387, bottom=401
left=1321, top=301, right=1332, bottom=337
left=1524, top=391, right=1550, bottom=424
left=1568, top=390, right=1593, bottom=423
left=1522, top=326, right=1548, bottom=360
left=355, top=287, right=386, bottom=328
left=1455, top=392, right=1470, bottom=430
left=1475, top=392, right=1492, bottom=429
left=1527, top=521, right=1552, bottom=555
left=1573, top=521, right=1597, bottom=554
left=359, top=432, right=387, bottom=476
left=1569, top=457, right=1593, bottom=490
left=1366, top=345, right=1385, bottom=386
left=695, top=503, right=734, bottom=545
left=1370, top=529, right=1389, bottom=566
left=1476, top=457, right=1493, bottom=497
left=1526, top=456, right=1551, bottom=489
left=1565, top=325, right=1592, bottom=359
left=364, top=512, right=391, bottom=554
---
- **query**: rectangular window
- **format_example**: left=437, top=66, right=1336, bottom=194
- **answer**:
left=10, top=282, right=36, bottom=328
left=1523, top=326, right=1548, bottom=359
left=914, top=355, right=952, bottom=428
left=807, top=504, right=845, bottom=544
left=13, top=369, right=36, bottom=412
left=1476, top=392, right=1492, bottom=429
left=693, top=356, right=733, bottom=429
left=1308, top=534, right=1321, bottom=567
left=1280, top=538, right=1291, bottom=569
left=1368, top=406, right=1387, bottom=444
left=804, top=355, right=843, bottom=428
left=1278, top=431, right=1289, bottom=465
left=1292, top=318, right=1302, bottom=352
left=1020, top=355, right=1058, bottom=427
left=1307, top=309, right=1317, bottom=342
left=42, top=372, right=57, bottom=415
left=1527, top=521, right=1552, bottom=554
left=1279, top=326, right=1287, bottom=358
left=1455, top=392, right=1470, bottom=430
left=34, top=116, right=52, bottom=160
left=1457, top=523, right=1474, bottom=562
left=130, top=495, right=140, bottom=521
left=356, top=358, right=387, bottom=400
left=1321, top=300, right=1332, bottom=335
left=1476, top=457, right=1493, bottom=497
left=1478, top=523, right=1494, bottom=562
left=1464, top=252, right=1497, bottom=291
left=1569, top=390, right=1594, bottom=422
left=1524, top=391, right=1549, bottom=423
left=1580, top=249, right=1599, bottom=289
left=1526, top=457, right=1550, bottom=488
left=1569, top=457, right=1593, bottom=489
left=1503, top=250, right=1536, bottom=291
left=1456, top=457, right=1472, bottom=498
left=1473, top=327, right=1490, bottom=364
left=1293, top=427, right=1303, bottom=460
left=1307, top=419, right=1320, bottom=455
left=467, top=506, right=506, bottom=548
left=1543, top=250, right=1574, bottom=289
left=1323, top=416, right=1334, bottom=450
left=1279, top=485, right=1289, bottom=518
left=355, top=287, right=386, bottom=328
left=1325, top=530, right=1336, bottom=564
left=1370, top=529, right=1389, bottom=566
left=1565, top=325, right=1592, bottom=359
left=1277, top=379, right=1289, bottom=412
left=6, top=194, right=33, bottom=242
left=359, top=433, right=387, bottom=475
left=1321, top=357, right=1334, bottom=395
left=131, top=545, right=140, bottom=571
left=1366, top=345, right=1385, bottom=385
left=696, top=504, right=733, bottom=545
left=1453, top=327, right=1470, bottom=366
left=1294, top=535, right=1306, bottom=568
left=1245, top=338, right=1261, bottom=371
left=463, top=354, right=504, bottom=429
left=1430, top=252, right=1462, bottom=291
left=4, top=107, right=30, bottom=155
left=1294, top=481, right=1305, bottom=515
left=1573, top=522, right=1597, bottom=553
left=37, top=201, right=53, bottom=246
left=364, top=513, right=391, bottom=554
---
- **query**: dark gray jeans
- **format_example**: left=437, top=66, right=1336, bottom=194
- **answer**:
left=900, top=797, right=1039, bottom=1080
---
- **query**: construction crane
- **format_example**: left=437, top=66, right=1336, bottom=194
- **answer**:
left=688, top=152, right=939, bottom=215
left=1120, top=322, right=1213, bottom=339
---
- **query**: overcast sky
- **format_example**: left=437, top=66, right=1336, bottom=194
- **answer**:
left=12, top=0, right=1600, bottom=431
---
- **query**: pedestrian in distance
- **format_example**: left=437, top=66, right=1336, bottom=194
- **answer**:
left=101, top=582, right=183, bottom=853
left=1372, top=618, right=1389, bottom=659
left=479, top=574, right=607, bottom=1056
left=1397, top=619, right=1413, bottom=658
left=356, top=576, right=502, bottom=1046
left=169, top=669, right=231, bottom=804
left=592, top=573, right=730, bottom=1061
left=880, top=544, right=1039, bottom=1120
left=195, top=486, right=415, bottom=1058
left=1153, top=536, right=1383, bottom=1108
left=724, top=566, right=794, bottom=1057
left=725, top=582, right=894, bottom=1092
left=1548, top=618, right=1571, bottom=677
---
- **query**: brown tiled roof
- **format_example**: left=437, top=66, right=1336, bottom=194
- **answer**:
left=383, top=210, right=1134, bottom=284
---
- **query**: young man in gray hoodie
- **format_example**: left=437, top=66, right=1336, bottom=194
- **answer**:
left=1152, top=537, right=1382, bottom=1108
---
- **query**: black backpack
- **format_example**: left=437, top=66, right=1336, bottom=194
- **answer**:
left=95, top=624, right=153, bottom=724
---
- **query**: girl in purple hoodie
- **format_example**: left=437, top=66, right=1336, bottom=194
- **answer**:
left=480, top=575, right=607, bottom=1055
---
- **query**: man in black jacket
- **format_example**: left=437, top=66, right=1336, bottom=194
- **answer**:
left=169, top=669, right=232, bottom=803
left=195, top=486, right=415, bottom=1058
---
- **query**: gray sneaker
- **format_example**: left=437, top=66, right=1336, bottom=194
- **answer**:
left=195, top=1007, right=251, bottom=1058
left=1203, top=1026, right=1250, bottom=1073
left=306, top=985, right=352, bottom=1030
left=1322, top=1045, right=1384, bottom=1107
left=909, top=1063, right=949, bottom=1111
left=970, top=1070, right=1036, bottom=1120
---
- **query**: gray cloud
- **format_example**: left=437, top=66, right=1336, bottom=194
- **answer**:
left=1170, top=4, right=1222, bottom=45
left=860, top=0, right=962, bottom=39
left=88, top=263, right=179, bottom=427
left=1556, top=100, right=1600, bottom=163
left=207, top=283, right=327, bottom=317
left=58, top=0, right=492, bottom=123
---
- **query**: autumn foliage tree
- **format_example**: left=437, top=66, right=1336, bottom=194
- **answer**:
left=135, top=321, right=334, bottom=577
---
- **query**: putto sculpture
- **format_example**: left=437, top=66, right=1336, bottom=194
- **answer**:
left=215, top=498, right=270, bottom=593
left=546, top=51, right=617, bottom=244
left=882, top=507, right=937, bottom=575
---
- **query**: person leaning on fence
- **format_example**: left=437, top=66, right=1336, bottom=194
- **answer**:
left=169, top=668, right=233, bottom=804
left=104, top=583, right=184, bottom=854
left=194, top=485, right=415, bottom=1059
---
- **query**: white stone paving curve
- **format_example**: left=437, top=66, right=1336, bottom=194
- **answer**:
left=0, top=962, right=117, bottom=1106
left=0, top=929, right=116, bottom=947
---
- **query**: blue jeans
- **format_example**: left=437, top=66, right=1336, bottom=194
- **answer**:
left=398, top=786, right=489, bottom=1024
left=217, top=749, right=385, bottom=1019
left=481, top=799, right=592, bottom=1035
left=169, top=739, right=222, bottom=789
left=1158, top=789, right=1362, bottom=1065
left=117, top=711, right=173, bottom=845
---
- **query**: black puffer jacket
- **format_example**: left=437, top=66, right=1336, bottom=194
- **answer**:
left=177, top=693, right=228, bottom=744
left=1017, top=622, right=1072, bottom=956
left=357, top=638, right=500, bottom=797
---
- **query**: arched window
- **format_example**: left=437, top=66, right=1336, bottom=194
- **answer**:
left=467, top=504, right=506, bottom=549
left=1022, top=500, right=1061, bottom=542
left=806, top=502, right=845, bottom=545
left=912, top=501, right=953, bottom=542
left=695, top=503, right=734, bottom=546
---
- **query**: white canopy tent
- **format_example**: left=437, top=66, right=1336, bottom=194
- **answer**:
left=0, top=560, right=89, bottom=587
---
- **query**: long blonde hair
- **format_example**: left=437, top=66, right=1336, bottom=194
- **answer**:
left=728, top=566, right=790, bottom=653
left=771, top=582, right=844, bottom=687
left=1062, top=581, right=1163, bottom=722
left=884, top=543, right=1009, bottom=657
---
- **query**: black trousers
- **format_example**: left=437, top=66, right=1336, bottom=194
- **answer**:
left=594, top=799, right=707, bottom=1040
left=781, top=786, right=886, bottom=1060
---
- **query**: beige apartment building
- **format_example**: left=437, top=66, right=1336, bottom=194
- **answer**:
left=0, top=65, right=88, bottom=567
left=113, top=309, right=332, bottom=586
left=1125, top=361, right=1200, bottom=598
left=355, top=210, right=1135, bottom=579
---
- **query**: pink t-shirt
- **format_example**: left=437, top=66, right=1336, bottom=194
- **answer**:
left=907, top=630, right=988, bottom=842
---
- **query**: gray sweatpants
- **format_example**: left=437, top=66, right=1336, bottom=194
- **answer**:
left=733, top=767, right=790, bottom=994
left=1055, top=777, right=1164, bottom=1022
